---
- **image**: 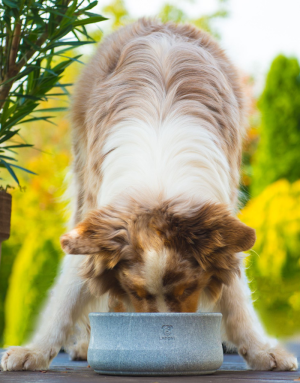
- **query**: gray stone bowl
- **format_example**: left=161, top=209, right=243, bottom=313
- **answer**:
left=88, top=312, right=223, bottom=376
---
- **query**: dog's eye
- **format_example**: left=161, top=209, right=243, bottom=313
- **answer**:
left=130, top=290, right=143, bottom=300
left=182, top=284, right=198, bottom=297
left=182, top=288, right=193, bottom=296
left=130, top=289, right=154, bottom=301
left=173, top=285, right=187, bottom=297
left=174, top=283, right=198, bottom=298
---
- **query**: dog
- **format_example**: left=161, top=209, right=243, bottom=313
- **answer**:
left=1, top=18, right=298, bottom=372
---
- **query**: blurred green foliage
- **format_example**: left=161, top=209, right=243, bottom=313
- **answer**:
left=240, top=55, right=300, bottom=338
left=240, top=179, right=300, bottom=337
left=1, top=150, right=69, bottom=346
left=0, top=60, right=78, bottom=346
left=251, top=55, right=300, bottom=197
left=159, top=3, right=227, bottom=38
left=103, top=0, right=132, bottom=29
left=103, top=0, right=228, bottom=38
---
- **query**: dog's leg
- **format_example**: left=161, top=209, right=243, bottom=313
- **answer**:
left=64, top=322, right=90, bottom=361
left=218, top=268, right=298, bottom=371
left=1, top=255, right=93, bottom=371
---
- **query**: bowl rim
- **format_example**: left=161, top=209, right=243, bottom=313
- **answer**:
left=89, top=312, right=222, bottom=317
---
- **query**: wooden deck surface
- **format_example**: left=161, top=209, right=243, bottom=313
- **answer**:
left=0, top=343, right=299, bottom=383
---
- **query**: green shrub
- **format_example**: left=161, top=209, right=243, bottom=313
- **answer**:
left=2, top=151, right=69, bottom=346
left=251, top=55, right=300, bottom=197
left=240, top=179, right=300, bottom=337
left=4, top=237, right=60, bottom=346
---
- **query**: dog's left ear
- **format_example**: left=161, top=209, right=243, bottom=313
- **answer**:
left=60, top=207, right=130, bottom=268
left=216, top=213, right=256, bottom=254
left=162, top=202, right=255, bottom=285
left=175, top=202, right=256, bottom=255
left=176, top=203, right=255, bottom=287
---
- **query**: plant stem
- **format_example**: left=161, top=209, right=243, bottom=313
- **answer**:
left=9, top=21, right=22, bottom=73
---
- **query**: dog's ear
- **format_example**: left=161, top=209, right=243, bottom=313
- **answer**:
left=159, top=202, right=255, bottom=285
left=176, top=203, right=255, bottom=286
left=184, top=203, right=255, bottom=282
left=60, top=206, right=130, bottom=268
left=219, top=214, right=256, bottom=253
left=159, top=202, right=255, bottom=255
left=172, top=202, right=256, bottom=255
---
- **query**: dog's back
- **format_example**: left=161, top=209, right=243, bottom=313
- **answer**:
left=70, top=18, right=246, bottom=225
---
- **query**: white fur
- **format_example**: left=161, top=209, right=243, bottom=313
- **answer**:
left=144, top=248, right=169, bottom=312
left=144, top=249, right=168, bottom=294
left=98, top=115, right=231, bottom=208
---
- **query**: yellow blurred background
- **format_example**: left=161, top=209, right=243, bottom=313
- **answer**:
left=1, top=0, right=300, bottom=346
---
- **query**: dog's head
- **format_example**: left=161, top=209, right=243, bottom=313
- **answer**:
left=60, top=201, right=255, bottom=312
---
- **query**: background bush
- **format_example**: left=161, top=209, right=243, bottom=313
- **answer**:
left=240, top=179, right=300, bottom=337
left=2, top=151, right=69, bottom=345
left=251, top=55, right=300, bottom=197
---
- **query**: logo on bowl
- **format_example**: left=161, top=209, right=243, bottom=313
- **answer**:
left=160, top=325, right=175, bottom=340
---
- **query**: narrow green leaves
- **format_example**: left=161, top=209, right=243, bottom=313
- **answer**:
left=0, top=0, right=106, bottom=184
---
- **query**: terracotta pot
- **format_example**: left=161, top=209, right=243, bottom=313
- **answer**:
left=0, top=190, right=12, bottom=242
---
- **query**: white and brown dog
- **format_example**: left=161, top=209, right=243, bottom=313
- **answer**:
left=1, top=19, right=298, bottom=372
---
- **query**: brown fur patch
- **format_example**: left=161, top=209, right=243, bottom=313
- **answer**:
left=61, top=200, right=255, bottom=312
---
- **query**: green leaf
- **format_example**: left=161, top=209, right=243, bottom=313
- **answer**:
left=80, top=1, right=98, bottom=12
left=3, top=144, right=33, bottom=149
left=0, top=73, right=20, bottom=87
left=84, top=11, right=107, bottom=18
left=23, top=37, right=43, bottom=52
left=18, top=116, right=55, bottom=124
left=43, top=7, right=73, bottom=19
left=3, top=107, right=38, bottom=130
left=29, top=65, right=59, bottom=76
left=54, top=54, right=84, bottom=64
left=12, top=93, right=45, bottom=101
left=0, top=159, right=19, bottom=184
left=50, top=24, right=74, bottom=41
left=2, top=0, right=18, bottom=9
left=49, top=55, right=82, bottom=76
left=53, top=83, right=73, bottom=87
left=0, top=130, right=19, bottom=144
left=0, top=98, right=11, bottom=123
left=0, top=155, right=17, bottom=161
left=45, top=93, right=67, bottom=97
left=9, top=163, right=37, bottom=175
left=34, top=107, right=67, bottom=112
left=44, top=40, right=95, bottom=50
left=65, top=0, right=78, bottom=17
left=73, top=15, right=107, bottom=27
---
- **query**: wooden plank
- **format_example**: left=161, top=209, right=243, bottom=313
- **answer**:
left=0, top=347, right=299, bottom=383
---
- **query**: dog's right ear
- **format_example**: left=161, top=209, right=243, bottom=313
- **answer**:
left=60, top=207, right=130, bottom=268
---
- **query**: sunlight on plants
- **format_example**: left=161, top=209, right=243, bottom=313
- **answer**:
left=240, top=180, right=300, bottom=337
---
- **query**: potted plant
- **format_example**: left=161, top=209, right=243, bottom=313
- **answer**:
left=0, top=186, right=12, bottom=263
left=0, top=0, right=106, bottom=259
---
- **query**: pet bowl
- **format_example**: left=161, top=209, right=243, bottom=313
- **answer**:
left=88, top=312, right=223, bottom=376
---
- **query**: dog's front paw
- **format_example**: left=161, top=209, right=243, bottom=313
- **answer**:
left=1, top=346, right=53, bottom=371
left=67, top=341, right=88, bottom=361
left=239, top=344, right=298, bottom=371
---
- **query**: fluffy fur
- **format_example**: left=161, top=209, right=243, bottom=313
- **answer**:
left=1, top=19, right=298, bottom=372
